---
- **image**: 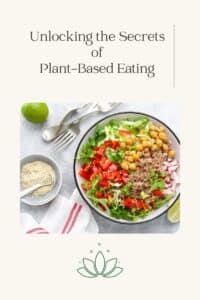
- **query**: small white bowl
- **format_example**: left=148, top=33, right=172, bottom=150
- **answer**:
left=20, top=154, right=62, bottom=206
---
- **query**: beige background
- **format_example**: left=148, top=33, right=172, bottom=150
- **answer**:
left=0, top=0, right=199, bottom=299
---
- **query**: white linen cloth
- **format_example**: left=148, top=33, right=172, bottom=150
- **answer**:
left=20, top=189, right=99, bottom=234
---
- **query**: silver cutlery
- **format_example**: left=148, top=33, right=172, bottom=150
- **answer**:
left=53, top=102, right=120, bottom=151
left=42, top=103, right=93, bottom=142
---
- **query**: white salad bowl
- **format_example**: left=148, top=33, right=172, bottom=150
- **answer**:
left=74, top=112, right=180, bottom=224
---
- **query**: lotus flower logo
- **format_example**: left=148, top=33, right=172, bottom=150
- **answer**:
left=77, top=250, right=123, bottom=278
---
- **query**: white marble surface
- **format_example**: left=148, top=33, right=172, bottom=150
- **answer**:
left=20, top=102, right=180, bottom=233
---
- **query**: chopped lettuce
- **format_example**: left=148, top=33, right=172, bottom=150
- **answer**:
left=122, top=182, right=133, bottom=196
left=148, top=170, right=165, bottom=191
left=118, top=117, right=149, bottom=132
left=78, top=137, right=96, bottom=164
left=154, top=194, right=172, bottom=208
left=106, top=147, right=123, bottom=163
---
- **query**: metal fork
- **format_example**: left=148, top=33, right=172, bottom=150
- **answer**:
left=53, top=102, right=119, bottom=151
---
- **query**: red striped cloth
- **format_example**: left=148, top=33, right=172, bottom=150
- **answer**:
left=21, top=189, right=98, bottom=234
left=26, top=203, right=82, bottom=234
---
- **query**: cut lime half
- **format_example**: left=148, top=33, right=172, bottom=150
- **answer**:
left=167, top=199, right=180, bottom=223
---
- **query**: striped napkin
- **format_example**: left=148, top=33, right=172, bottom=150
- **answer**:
left=20, top=189, right=99, bottom=234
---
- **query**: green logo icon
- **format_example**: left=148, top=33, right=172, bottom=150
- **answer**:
left=77, top=245, right=123, bottom=278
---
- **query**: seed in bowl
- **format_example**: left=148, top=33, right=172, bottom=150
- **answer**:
left=21, top=161, right=56, bottom=196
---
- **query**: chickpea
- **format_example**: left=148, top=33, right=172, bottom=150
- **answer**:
left=127, top=156, right=134, bottom=162
left=133, top=153, right=140, bottom=160
left=162, top=144, right=169, bottom=152
left=139, top=129, right=145, bottom=134
left=150, top=131, right=158, bottom=138
left=121, top=161, right=129, bottom=170
left=150, top=124, right=156, bottom=131
left=158, top=126, right=164, bottom=132
left=168, top=150, right=176, bottom=158
left=137, top=151, right=142, bottom=158
left=141, top=137, right=147, bottom=142
left=144, top=147, right=150, bottom=153
left=158, top=132, right=167, bottom=142
left=130, top=150, right=136, bottom=155
left=156, top=138, right=163, bottom=147
left=131, top=135, right=136, bottom=143
left=136, top=143, right=143, bottom=151
left=151, top=144, right=158, bottom=151
left=142, top=140, right=149, bottom=148
left=129, top=163, right=137, bottom=171
left=146, top=141, right=152, bottom=148
left=125, top=138, right=132, bottom=145
left=120, top=142, right=126, bottom=149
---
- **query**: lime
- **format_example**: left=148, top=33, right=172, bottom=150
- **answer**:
left=167, top=199, right=180, bottom=223
left=21, top=103, right=49, bottom=123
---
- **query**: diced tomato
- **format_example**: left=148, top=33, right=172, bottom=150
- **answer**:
left=99, top=180, right=110, bottom=188
left=119, top=129, right=131, bottom=136
left=123, top=198, right=149, bottom=211
left=150, top=199, right=155, bottom=207
left=123, top=198, right=135, bottom=209
left=103, top=141, right=113, bottom=148
left=106, top=193, right=113, bottom=199
left=79, top=168, right=91, bottom=181
left=100, top=158, right=112, bottom=170
left=83, top=163, right=92, bottom=173
left=105, top=170, right=121, bottom=183
left=96, top=191, right=104, bottom=198
left=121, top=176, right=129, bottom=184
left=94, top=143, right=109, bottom=156
left=142, top=201, right=149, bottom=210
left=112, top=140, right=119, bottom=149
left=92, top=166, right=99, bottom=173
left=121, top=170, right=129, bottom=177
left=152, top=190, right=163, bottom=197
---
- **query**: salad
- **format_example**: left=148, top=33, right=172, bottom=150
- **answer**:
left=77, top=116, right=179, bottom=221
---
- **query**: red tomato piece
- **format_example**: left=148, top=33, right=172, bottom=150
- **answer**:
left=103, top=141, right=113, bottom=148
left=112, top=140, right=119, bottom=149
left=100, top=158, right=112, bottom=171
left=106, top=193, right=113, bottom=199
left=152, top=190, right=163, bottom=197
left=79, top=169, right=91, bottom=181
left=99, top=180, right=110, bottom=188
left=121, top=170, right=129, bottom=177
left=141, top=201, right=149, bottom=210
left=96, top=191, right=104, bottom=198
left=150, top=199, right=155, bottom=207
left=123, top=198, right=135, bottom=209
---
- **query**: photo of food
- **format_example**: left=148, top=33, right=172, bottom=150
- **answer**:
left=20, top=102, right=180, bottom=233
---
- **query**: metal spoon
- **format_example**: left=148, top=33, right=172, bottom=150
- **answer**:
left=20, top=183, right=53, bottom=198
left=42, top=103, right=93, bottom=142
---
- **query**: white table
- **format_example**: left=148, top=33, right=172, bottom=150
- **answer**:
left=20, top=102, right=180, bottom=233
